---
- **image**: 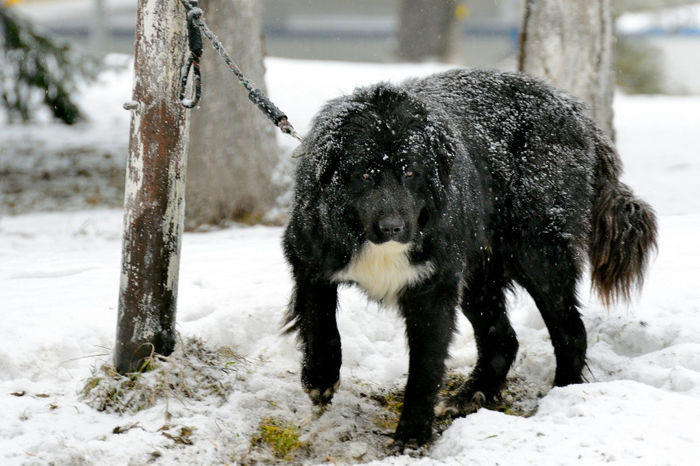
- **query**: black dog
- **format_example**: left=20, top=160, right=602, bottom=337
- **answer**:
left=282, top=68, right=657, bottom=448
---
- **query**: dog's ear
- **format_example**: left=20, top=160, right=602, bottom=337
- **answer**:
left=426, top=115, right=458, bottom=186
left=314, top=150, right=336, bottom=186
left=308, top=99, right=367, bottom=187
left=305, top=130, right=341, bottom=187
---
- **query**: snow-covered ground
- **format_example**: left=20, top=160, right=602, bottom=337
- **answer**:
left=1, top=58, right=699, bottom=465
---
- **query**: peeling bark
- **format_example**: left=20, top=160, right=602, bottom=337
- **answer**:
left=115, top=0, right=190, bottom=374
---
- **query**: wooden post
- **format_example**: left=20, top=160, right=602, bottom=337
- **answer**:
left=115, top=0, right=190, bottom=374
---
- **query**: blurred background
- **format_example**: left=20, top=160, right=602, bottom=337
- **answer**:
left=2, top=0, right=700, bottom=221
left=10, top=0, right=700, bottom=94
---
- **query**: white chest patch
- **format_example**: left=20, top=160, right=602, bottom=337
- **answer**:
left=332, top=241, right=435, bottom=305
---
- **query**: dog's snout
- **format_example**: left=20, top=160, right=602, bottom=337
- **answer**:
left=378, top=216, right=405, bottom=239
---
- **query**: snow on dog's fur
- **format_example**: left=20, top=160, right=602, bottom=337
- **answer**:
left=283, top=68, right=657, bottom=449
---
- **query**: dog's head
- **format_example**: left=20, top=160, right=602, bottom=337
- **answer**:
left=300, top=84, right=459, bottom=245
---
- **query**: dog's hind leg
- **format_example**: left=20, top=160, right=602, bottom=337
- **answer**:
left=437, top=258, right=518, bottom=417
left=287, top=277, right=342, bottom=405
left=513, top=242, right=587, bottom=387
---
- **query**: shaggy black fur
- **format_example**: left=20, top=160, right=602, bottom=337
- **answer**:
left=282, top=68, right=657, bottom=449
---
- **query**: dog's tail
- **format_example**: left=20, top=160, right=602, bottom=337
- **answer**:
left=589, top=131, right=657, bottom=305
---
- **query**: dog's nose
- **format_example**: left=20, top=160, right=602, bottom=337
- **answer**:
left=378, top=216, right=405, bottom=239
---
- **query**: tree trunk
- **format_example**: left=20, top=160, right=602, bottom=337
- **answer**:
left=115, top=0, right=189, bottom=374
left=396, top=0, right=457, bottom=62
left=518, top=0, right=615, bottom=139
left=185, top=0, right=279, bottom=229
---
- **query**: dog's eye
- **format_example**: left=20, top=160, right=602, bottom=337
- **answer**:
left=361, top=173, right=371, bottom=181
left=404, top=171, right=414, bottom=178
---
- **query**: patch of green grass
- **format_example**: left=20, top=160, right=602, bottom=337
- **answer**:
left=252, top=417, right=305, bottom=460
left=372, top=391, right=404, bottom=431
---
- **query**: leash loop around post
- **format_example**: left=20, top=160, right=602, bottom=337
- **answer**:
left=179, top=2, right=203, bottom=108
left=179, top=50, right=202, bottom=108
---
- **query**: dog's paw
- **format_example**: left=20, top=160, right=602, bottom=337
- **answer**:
left=388, top=437, right=425, bottom=455
left=303, top=379, right=340, bottom=406
left=301, top=352, right=341, bottom=406
left=392, top=417, right=433, bottom=453
left=435, top=390, right=486, bottom=418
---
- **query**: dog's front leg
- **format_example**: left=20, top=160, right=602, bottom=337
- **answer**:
left=290, top=276, right=341, bottom=406
left=394, top=282, right=458, bottom=448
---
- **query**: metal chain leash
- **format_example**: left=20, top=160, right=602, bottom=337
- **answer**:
left=179, top=0, right=302, bottom=142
